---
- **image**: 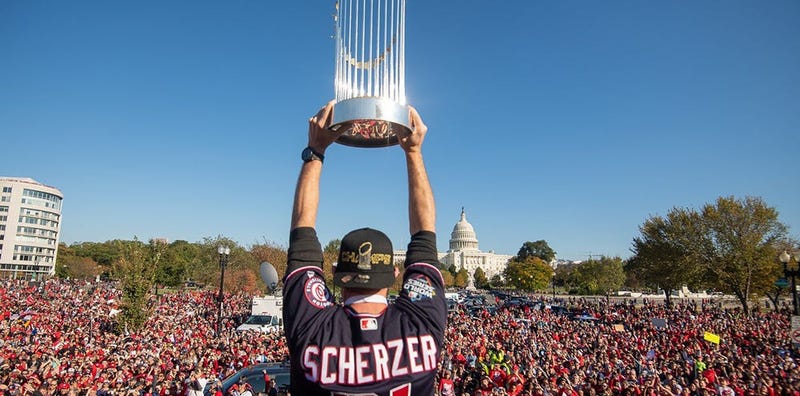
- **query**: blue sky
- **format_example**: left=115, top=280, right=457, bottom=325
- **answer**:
left=2, top=1, right=798, bottom=260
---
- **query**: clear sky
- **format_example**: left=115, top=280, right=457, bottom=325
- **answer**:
left=2, top=1, right=798, bottom=261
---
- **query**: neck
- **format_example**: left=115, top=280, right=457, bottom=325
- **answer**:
left=343, top=289, right=388, bottom=314
left=344, top=294, right=388, bottom=306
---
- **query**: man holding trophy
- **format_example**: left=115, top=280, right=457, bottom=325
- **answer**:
left=282, top=2, right=446, bottom=393
left=283, top=99, right=446, bottom=395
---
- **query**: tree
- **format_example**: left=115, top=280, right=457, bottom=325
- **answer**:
left=629, top=208, right=704, bottom=307
left=114, top=239, right=157, bottom=331
left=515, top=240, right=556, bottom=263
left=55, top=243, right=102, bottom=280
left=157, top=240, right=199, bottom=287
left=72, top=240, right=124, bottom=268
left=252, top=240, right=289, bottom=292
left=441, top=271, right=455, bottom=288
left=764, top=239, right=799, bottom=310
left=489, top=274, right=504, bottom=288
left=193, top=236, right=248, bottom=292
left=695, top=196, right=787, bottom=314
left=473, top=267, right=489, bottom=289
left=322, top=239, right=340, bottom=295
left=554, top=262, right=579, bottom=293
left=454, top=268, right=469, bottom=288
left=572, top=256, right=625, bottom=296
left=504, top=257, right=552, bottom=292
left=447, top=264, right=458, bottom=277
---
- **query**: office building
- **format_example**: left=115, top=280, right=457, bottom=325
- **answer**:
left=0, top=177, right=64, bottom=279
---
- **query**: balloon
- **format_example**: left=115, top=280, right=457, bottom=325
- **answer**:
left=260, top=262, right=279, bottom=293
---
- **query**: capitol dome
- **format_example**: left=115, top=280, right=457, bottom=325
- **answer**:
left=449, top=208, right=479, bottom=251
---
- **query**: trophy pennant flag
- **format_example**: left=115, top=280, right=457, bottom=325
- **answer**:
left=330, top=0, right=410, bottom=147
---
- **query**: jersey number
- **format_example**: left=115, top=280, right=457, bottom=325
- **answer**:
left=331, top=383, right=411, bottom=396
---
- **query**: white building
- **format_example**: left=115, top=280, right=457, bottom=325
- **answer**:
left=395, top=208, right=512, bottom=282
left=0, top=177, right=64, bottom=279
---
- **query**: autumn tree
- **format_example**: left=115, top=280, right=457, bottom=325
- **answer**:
left=695, top=196, right=787, bottom=314
left=55, top=243, right=102, bottom=280
left=454, top=268, right=470, bottom=288
left=322, top=239, right=340, bottom=285
left=441, top=271, right=455, bottom=288
left=251, top=241, right=288, bottom=293
left=504, top=256, right=552, bottom=292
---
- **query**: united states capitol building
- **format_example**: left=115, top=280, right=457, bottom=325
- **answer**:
left=395, top=209, right=513, bottom=281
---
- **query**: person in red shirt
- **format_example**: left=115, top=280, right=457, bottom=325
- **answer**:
left=506, top=365, right=525, bottom=396
left=489, top=364, right=507, bottom=388
left=474, top=377, right=495, bottom=396
left=438, top=370, right=455, bottom=396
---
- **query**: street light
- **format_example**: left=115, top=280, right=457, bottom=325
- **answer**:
left=779, top=251, right=800, bottom=316
left=216, top=245, right=231, bottom=336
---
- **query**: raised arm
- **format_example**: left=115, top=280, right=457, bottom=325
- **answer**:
left=398, top=107, right=435, bottom=235
left=291, top=101, right=342, bottom=230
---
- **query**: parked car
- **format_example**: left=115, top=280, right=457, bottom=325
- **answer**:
left=205, top=361, right=290, bottom=395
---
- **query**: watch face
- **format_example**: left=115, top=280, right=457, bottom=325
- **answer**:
left=302, top=147, right=313, bottom=162
left=302, top=147, right=321, bottom=162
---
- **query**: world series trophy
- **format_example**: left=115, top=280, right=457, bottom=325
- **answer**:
left=330, top=0, right=410, bottom=147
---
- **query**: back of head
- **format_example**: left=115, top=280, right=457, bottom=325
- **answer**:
left=334, top=228, right=395, bottom=290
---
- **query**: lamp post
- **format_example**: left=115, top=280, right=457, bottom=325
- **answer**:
left=779, top=251, right=800, bottom=316
left=216, top=245, right=230, bottom=336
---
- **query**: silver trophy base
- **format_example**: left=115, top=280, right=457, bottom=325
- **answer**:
left=331, top=97, right=410, bottom=147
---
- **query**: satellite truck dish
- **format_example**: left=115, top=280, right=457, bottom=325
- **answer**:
left=260, top=262, right=280, bottom=295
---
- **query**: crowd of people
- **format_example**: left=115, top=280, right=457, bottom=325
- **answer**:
left=0, top=279, right=286, bottom=395
left=438, top=296, right=798, bottom=395
left=1, top=278, right=798, bottom=395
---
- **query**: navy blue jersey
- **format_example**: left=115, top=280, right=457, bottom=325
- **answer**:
left=283, top=227, right=447, bottom=396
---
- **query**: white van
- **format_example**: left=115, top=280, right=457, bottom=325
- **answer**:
left=236, top=296, right=283, bottom=333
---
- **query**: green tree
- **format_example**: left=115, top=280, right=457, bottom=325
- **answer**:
left=473, top=267, right=489, bottom=289
left=158, top=240, right=200, bottom=287
left=149, top=239, right=169, bottom=294
left=696, top=196, right=787, bottom=314
left=72, top=240, right=124, bottom=268
left=629, top=208, right=704, bottom=307
left=490, top=274, right=504, bottom=288
left=193, top=236, right=243, bottom=291
left=504, top=257, right=552, bottom=292
left=114, top=239, right=157, bottom=331
left=515, top=240, right=556, bottom=263
left=554, top=262, right=579, bottom=293
left=573, top=256, right=625, bottom=296
left=447, top=264, right=458, bottom=277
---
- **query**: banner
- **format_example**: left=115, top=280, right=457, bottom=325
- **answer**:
left=703, top=331, right=720, bottom=344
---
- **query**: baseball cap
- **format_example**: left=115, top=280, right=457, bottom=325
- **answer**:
left=334, top=228, right=395, bottom=289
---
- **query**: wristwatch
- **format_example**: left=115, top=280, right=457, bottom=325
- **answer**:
left=301, top=146, right=325, bottom=163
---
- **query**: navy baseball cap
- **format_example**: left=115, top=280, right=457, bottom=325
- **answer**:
left=334, top=228, right=395, bottom=289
